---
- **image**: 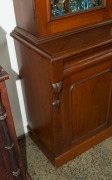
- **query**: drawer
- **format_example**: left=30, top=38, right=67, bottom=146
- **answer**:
left=63, top=44, right=112, bottom=78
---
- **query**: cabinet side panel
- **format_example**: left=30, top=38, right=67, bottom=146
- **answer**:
left=13, top=0, right=38, bottom=36
left=14, top=40, right=54, bottom=156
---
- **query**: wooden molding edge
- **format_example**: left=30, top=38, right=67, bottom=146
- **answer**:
left=11, top=19, right=112, bottom=44
left=11, top=30, right=52, bottom=59
left=11, top=21, right=112, bottom=61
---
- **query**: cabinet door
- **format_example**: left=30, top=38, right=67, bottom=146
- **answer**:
left=61, top=67, right=112, bottom=148
left=40, top=0, right=112, bottom=36
left=13, top=0, right=112, bottom=37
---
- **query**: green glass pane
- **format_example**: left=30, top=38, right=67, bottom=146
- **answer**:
left=50, top=0, right=103, bottom=17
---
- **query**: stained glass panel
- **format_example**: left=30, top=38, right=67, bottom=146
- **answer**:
left=51, top=0, right=103, bottom=17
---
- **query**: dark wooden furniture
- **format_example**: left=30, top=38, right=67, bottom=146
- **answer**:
left=11, top=0, right=112, bottom=167
left=0, top=66, right=28, bottom=179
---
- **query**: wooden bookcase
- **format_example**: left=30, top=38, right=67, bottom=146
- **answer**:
left=0, top=66, right=28, bottom=179
left=11, top=0, right=112, bottom=167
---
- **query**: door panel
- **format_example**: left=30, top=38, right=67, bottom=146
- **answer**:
left=69, top=71, right=112, bottom=143
left=62, top=69, right=112, bottom=148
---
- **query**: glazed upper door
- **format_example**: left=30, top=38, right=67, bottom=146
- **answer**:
left=35, top=0, right=112, bottom=36
left=60, top=62, right=112, bottom=150
left=13, top=0, right=112, bottom=37
left=51, top=0, right=104, bottom=17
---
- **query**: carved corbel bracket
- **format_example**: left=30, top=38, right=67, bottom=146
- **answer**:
left=52, top=81, right=63, bottom=111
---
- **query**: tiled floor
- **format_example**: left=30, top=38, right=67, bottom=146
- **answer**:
left=19, top=136, right=112, bottom=180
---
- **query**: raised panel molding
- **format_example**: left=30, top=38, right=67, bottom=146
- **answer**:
left=69, top=70, right=112, bottom=144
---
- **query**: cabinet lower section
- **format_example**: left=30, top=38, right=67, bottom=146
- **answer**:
left=28, top=63, right=112, bottom=167
left=13, top=31, right=112, bottom=167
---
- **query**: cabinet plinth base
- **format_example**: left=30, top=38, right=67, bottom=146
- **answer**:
left=28, top=126, right=112, bottom=168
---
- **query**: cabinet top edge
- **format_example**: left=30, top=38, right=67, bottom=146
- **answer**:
left=11, top=22, right=112, bottom=61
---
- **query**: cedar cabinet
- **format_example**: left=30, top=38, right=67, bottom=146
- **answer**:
left=11, top=0, right=112, bottom=167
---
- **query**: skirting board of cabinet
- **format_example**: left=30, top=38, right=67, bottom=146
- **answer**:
left=28, top=126, right=112, bottom=168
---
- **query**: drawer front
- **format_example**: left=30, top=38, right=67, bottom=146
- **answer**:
left=63, top=44, right=112, bottom=79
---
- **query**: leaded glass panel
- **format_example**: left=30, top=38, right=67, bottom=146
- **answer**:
left=51, top=0, right=103, bottom=17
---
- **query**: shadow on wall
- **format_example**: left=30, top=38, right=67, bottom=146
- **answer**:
left=0, top=26, right=25, bottom=137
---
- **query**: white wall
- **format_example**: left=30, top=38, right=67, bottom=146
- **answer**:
left=0, top=0, right=28, bottom=137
